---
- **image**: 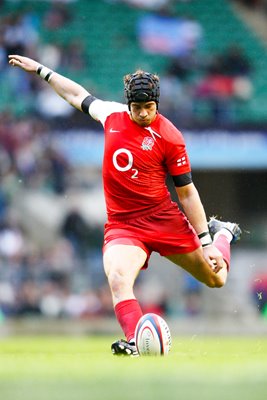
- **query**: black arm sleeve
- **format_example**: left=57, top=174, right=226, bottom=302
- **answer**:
left=81, top=95, right=97, bottom=114
left=172, top=172, right=192, bottom=187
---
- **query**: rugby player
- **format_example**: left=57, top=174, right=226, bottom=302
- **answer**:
left=9, top=55, right=241, bottom=356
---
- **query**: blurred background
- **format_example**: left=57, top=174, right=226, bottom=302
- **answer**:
left=0, top=0, right=267, bottom=336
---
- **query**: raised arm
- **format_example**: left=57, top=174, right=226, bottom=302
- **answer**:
left=8, top=54, right=90, bottom=111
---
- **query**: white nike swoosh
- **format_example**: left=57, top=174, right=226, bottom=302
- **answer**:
left=110, top=128, right=120, bottom=133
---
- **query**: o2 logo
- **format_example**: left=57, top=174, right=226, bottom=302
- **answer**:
left=112, top=148, right=138, bottom=179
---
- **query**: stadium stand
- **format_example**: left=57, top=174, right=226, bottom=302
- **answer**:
left=1, top=0, right=267, bottom=124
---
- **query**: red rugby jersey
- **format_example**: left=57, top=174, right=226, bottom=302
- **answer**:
left=89, top=100, right=191, bottom=219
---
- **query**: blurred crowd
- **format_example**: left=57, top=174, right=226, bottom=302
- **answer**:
left=0, top=0, right=96, bottom=320
left=0, top=110, right=109, bottom=320
left=0, top=0, right=87, bottom=119
left=0, top=0, right=254, bottom=125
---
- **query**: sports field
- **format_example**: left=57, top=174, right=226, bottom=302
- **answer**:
left=0, top=335, right=266, bottom=400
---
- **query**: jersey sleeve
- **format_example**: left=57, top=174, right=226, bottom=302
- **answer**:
left=89, top=100, right=128, bottom=125
left=164, top=132, right=191, bottom=178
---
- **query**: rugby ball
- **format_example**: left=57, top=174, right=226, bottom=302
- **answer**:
left=134, top=313, right=172, bottom=356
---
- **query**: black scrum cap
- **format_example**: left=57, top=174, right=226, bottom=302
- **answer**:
left=124, top=72, right=160, bottom=108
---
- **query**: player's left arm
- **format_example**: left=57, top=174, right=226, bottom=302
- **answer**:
left=176, top=183, right=224, bottom=271
left=176, top=182, right=209, bottom=235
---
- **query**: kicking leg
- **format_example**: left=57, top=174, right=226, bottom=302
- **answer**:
left=166, top=218, right=242, bottom=288
left=166, top=246, right=228, bottom=288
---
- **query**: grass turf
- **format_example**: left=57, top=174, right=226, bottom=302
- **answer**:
left=0, top=335, right=266, bottom=400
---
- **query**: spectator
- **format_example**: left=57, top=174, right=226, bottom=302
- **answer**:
left=0, top=217, right=24, bottom=260
left=194, top=58, right=236, bottom=125
left=43, top=2, right=72, bottom=30
left=42, top=145, right=71, bottom=194
left=159, top=69, right=193, bottom=125
left=219, top=44, right=252, bottom=77
left=233, top=0, right=264, bottom=9
left=61, top=208, right=103, bottom=257
left=61, top=40, right=86, bottom=71
left=182, top=273, right=203, bottom=315
left=193, top=45, right=253, bottom=125
left=15, top=280, right=42, bottom=316
left=3, top=11, right=39, bottom=55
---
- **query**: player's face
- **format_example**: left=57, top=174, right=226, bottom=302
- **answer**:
left=130, top=101, right=157, bottom=126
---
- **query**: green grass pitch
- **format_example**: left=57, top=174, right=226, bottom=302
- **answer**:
left=0, top=335, right=266, bottom=400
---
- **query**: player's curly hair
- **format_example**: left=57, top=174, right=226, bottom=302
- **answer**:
left=124, top=69, right=160, bottom=109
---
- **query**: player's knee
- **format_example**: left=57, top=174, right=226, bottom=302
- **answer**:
left=106, top=270, right=121, bottom=292
left=106, top=270, right=128, bottom=295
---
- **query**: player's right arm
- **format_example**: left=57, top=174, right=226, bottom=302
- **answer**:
left=8, top=54, right=90, bottom=112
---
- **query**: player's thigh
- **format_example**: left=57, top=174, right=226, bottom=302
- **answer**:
left=165, top=247, right=214, bottom=284
left=103, top=244, right=147, bottom=281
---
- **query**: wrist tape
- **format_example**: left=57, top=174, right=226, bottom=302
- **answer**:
left=198, top=231, right=212, bottom=247
left=36, top=65, right=53, bottom=82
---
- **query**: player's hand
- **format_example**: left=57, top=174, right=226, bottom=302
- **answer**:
left=202, top=244, right=224, bottom=273
left=8, top=54, right=39, bottom=73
